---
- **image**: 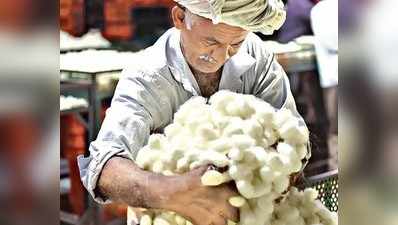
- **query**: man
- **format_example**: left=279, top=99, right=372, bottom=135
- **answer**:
left=78, top=1, right=306, bottom=225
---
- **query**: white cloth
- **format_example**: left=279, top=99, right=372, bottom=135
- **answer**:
left=311, top=0, right=338, bottom=88
left=175, top=0, right=286, bottom=34
left=78, top=28, right=305, bottom=203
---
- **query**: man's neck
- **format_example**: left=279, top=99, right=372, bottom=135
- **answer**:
left=191, top=67, right=222, bottom=98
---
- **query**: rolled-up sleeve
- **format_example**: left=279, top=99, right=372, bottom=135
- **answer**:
left=78, top=67, right=172, bottom=203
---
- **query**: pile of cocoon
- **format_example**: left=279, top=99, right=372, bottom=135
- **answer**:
left=131, top=90, right=336, bottom=225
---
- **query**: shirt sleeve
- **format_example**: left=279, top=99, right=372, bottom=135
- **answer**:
left=252, top=54, right=304, bottom=124
left=77, top=67, right=173, bottom=204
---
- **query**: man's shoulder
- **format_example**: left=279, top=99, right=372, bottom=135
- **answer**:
left=243, top=33, right=274, bottom=61
left=123, top=50, right=167, bottom=74
left=122, top=28, right=177, bottom=78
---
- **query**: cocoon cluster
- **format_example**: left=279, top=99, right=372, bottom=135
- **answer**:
left=131, top=90, right=336, bottom=225
left=270, top=187, right=338, bottom=225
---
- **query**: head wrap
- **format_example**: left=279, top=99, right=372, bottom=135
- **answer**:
left=175, top=0, right=286, bottom=34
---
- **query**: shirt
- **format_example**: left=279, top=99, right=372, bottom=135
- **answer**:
left=78, top=27, right=305, bottom=203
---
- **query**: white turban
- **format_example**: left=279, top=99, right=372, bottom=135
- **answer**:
left=174, top=0, right=286, bottom=34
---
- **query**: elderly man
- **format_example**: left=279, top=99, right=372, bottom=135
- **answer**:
left=78, top=1, right=305, bottom=225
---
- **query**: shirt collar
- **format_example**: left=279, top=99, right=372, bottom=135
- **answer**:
left=165, top=28, right=256, bottom=95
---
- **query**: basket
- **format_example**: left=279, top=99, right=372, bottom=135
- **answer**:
left=298, top=169, right=338, bottom=212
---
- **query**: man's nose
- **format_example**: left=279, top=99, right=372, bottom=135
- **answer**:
left=212, top=45, right=233, bottom=63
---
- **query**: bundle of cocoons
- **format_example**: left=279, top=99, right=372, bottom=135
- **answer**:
left=131, top=90, right=336, bottom=225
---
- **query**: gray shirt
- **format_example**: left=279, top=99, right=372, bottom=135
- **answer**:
left=78, top=27, right=305, bottom=203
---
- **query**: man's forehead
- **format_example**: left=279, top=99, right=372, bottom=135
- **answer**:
left=193, top=16, right=249, bottom=41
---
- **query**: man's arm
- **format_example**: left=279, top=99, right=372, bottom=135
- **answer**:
left=96, top=156, right=165, bottom=208
left=97, top=156, right=238, bottom=225
left=78, top=68, right=238, bottom=225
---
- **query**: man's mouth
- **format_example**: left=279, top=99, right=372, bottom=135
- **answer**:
left=199, top=55, right=217, bottom=64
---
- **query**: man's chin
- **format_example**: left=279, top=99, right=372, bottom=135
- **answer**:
left=196, top=64, right=222, bottom=74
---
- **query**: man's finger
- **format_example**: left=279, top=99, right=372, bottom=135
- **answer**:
left=211, top=214, right=226, bottom=225
left=223, top=204, right=239, bottom=222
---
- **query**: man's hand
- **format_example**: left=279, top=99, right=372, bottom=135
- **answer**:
left=98, top=158, right=238, bottom=225
left=158, top=166, right=239, bottom=225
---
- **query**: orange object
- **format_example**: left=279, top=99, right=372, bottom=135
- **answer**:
left=60, top=0, right=86, bottom=36
left=102, top=0, right=174, bottom=40
left=61, top=114, right=87, bottom=215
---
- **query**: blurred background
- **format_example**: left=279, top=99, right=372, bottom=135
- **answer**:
left=0, top=0, right=397, bottom=224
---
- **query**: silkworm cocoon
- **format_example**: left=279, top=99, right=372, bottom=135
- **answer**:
left=227, top=220, right=237, bottom=225
left=252, top=177, right=272, bottom=197
left=296, top=144, right=308, bottom=160
left=256, top=195, right=274, bottom=214
left=140, top=214, right=153, bottom=225
left=273, top=175, right=290, bottom=193
left=236, top=179, right=271, bottom=199
left=201, top=170, right=231, bottom=186
left=225, top=101, right=242, bottom=117
left=255, top=105, right=275, bottom=126
left=259, top=166, right=274, bottom=181
left=303, top=188, right=319, bottom=202
left=236, top=180, right=255, bottom=198
left=196, top=123, right=218, bottom=140
left=240, top=102, right=256, bottom=118
left=239, top=203, right=257, bottom=225
left=247, top=146, right=268, bottom=164
left=267, top=152, right=285, bottom=172
left=148, top=134, right=166, bottom=150
left=198, top=151, right=229, bottom=167
left=152, top=160, right=165, bottom=173
left=176, top=157, right=190, bottom=172
left=262, top=129, right=278, bottom=147
left=286, top=218, right=305, bottom=225
left=289, top=159, right=303, bottom=173
left=243, top=119, right=263, bottom=139
left=228, top=164, right=253, bottom=180
left=223, top=119, right=245, bottom=136
left=277, top=143, right=298, bottom=161
left=228, top=148, right=244, bottom=161
left=208, top=90, right=235, bottom=111
left=160, top=212, right=177, bottom=223
left=273, top=108, right=293, bottom=129
left=305, top=215, right=320, bottom=225
left=208, top=138, right=232, bottom=153
left=228, top=196, right=247, bottom=207
left=277, top=206, right=300, bottom=222
left=153, top=217, right=171, bottom=225
left=232, top=135, right=256, bottom=150
left=136, top=149, right=160, bottom=169
left=271, top=220, right=286, bottom=225
left=174, top=215, right=186, bottom=225
left=211, top=113, right=230, bottom=130
left=279, top=121, right=309, bottom=145
left=164, top=123, right=183, bottom=139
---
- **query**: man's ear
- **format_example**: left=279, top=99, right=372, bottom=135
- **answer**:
left=171, top=6, right=186, bottom=30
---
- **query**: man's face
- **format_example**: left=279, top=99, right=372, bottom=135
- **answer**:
left=178, top=12, right=249, bottom=74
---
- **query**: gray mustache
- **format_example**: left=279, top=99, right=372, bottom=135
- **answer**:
left=199, top=55, right=217, bottom=64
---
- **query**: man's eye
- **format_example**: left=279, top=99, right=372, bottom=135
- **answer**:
left=232, top=42, right=243, bottom=48
left=204, top=40, right=217, bottom=46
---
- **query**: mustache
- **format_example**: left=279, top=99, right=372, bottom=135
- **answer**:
left=199, top=54, right=217, bottom=64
